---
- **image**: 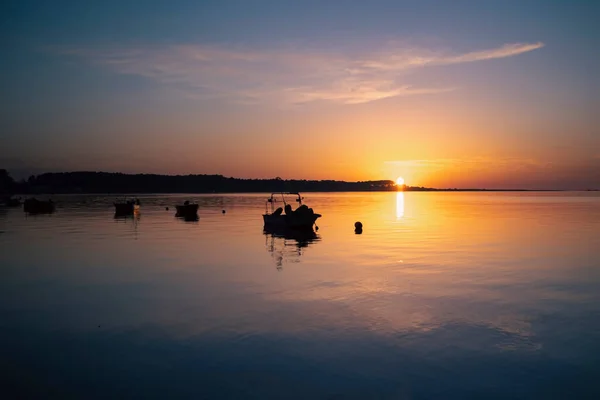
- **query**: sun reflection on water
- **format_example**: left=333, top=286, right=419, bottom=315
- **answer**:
left=396, top=191, right=404, bottom=219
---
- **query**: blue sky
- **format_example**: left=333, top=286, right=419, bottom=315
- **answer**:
left=1, top=0, right=599, bottom=188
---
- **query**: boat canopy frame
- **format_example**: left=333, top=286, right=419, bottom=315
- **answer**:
left=265, top=192, right=304, bottom=214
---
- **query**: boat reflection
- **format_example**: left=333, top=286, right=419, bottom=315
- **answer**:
left=263, top=227, right=321, bottom=270
left=113, top=212, right=140, bottom=221
left=113, top=211, right=140, bottom=239
left=176, top=213, right=199, bottom=222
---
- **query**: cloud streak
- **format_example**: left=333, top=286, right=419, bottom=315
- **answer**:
left=56, top=41, right=543, bottom=105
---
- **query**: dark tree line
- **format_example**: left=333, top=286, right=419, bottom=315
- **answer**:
left=3, top=171, right=399, bottom=194
left=0, top=169, right=18, bottom=195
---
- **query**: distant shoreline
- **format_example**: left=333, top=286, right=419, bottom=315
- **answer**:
left=2, top=171, right=596, bottom=195
left=10, top=190, right=574, bottom=196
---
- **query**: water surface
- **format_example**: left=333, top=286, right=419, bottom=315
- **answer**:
left=1, top=192, right=599, bottom=399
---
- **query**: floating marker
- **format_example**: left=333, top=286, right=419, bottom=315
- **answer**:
left=355, top=221, right=363, bottom=234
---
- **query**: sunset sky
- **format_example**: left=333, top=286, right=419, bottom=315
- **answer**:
left=1, top=0, right=599, bottom=189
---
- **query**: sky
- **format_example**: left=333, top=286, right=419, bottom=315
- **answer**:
left=1, top=0, right=599, bottom=189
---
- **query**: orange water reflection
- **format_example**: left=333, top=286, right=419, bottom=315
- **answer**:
left=1, top=193, right=599, bottom=341
left=1, top=192, right=600, bottom=398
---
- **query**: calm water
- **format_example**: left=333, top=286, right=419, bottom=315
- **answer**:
left=1, top=192, right=599, bottom=399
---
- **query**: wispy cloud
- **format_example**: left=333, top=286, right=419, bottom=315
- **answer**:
left=440, top=42, right=544, bottom=64
left=355, top=42, right=544, bottom=71
left=55, top=41, right=543, bottom=105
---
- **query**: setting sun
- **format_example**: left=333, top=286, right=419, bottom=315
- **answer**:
left=396, top=177, right=405, bottom=186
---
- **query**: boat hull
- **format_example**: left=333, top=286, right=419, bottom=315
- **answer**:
left=263, top=213, right=320, bottom=229
left=23, top=199, right=55, bottom=214
left=114, top=203, right=139, bottom=216
left=264, top=225, right=319, bottom=243
left=175, top=204, right=199, bottom=216
left=6, top=199, right=21, bottom=207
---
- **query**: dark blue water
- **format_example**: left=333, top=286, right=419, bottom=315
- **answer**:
left=1, top=193, right=599, bottom=399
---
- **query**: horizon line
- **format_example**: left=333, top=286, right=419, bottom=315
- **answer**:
left=5, top=170, right=597, bottom=192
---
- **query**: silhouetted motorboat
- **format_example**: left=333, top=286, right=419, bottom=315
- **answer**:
left=114, top=198, right=140, bottom=216
left=175, top=201, right=199, bottom=218
left=263, top=192, right=321, bottom=229
left=23, top=198, right=55, bottom=214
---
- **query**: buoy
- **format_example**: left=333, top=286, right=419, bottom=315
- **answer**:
left=222, top=210, right=226, bottom=214
left=354, top=221, right=363, bottom=234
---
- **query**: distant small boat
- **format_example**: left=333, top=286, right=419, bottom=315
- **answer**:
left=114, top=198, right=140, bottom=216
left=263, top=192, right=321, bottom=230
left=2, top=196, right=21, bottom=207
left=175, top=201, right=199, bottom=217
left=23, top=198, right=55, bottom=214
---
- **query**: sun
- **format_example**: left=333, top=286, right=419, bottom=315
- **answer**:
left=396, top=176, right=405, bottom=186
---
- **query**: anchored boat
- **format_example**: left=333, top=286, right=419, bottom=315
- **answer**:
left=263, top=192, right=321, bottom=230
left=175, top=201, right=199, bottom=217
left=114, top=198, right=140, bottom=216
left=2, top=196, right=21, bottom=207
left=23, top=198, right=55, bottom=214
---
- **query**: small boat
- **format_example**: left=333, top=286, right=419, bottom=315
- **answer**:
left=23, top=198, right=55, bottom=214
left=2, top=196, right=21, bottom=207
left=175, top=201, right=199, bottom=217
left=114, top=198, right=140, bottom=216
left=263, top=192, right=321, bottom=230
